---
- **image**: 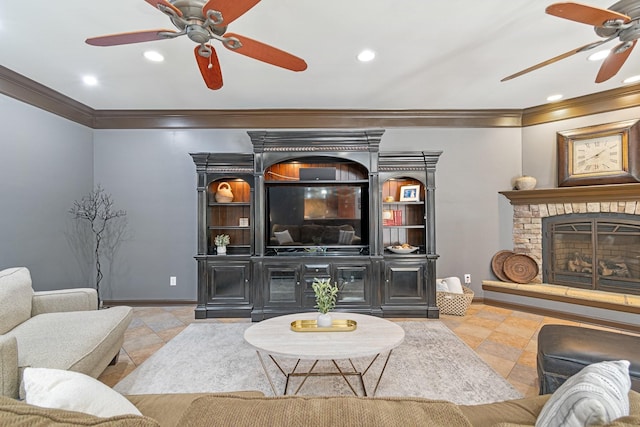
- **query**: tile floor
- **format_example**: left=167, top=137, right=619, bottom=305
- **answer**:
left=98, top=303, right=636, bottom=398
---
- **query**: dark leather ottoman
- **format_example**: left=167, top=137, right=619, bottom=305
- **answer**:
left=537, top=324, right=640, bottom=394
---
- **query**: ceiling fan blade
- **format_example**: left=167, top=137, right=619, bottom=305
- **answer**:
left=202, top=0, right=260, bottom=25
left=501, top=40, right=606, bottom=82
left=144, top=0, right=183, bottom=16
left=85, top=29, right=178, bottom=46
left=595, top=40, right=636, bottom=83
left=546, top=2, right=631, bottom=26
left=223, top=33, right=307, bottom=71
left=195, top=45, right=224, bottom=90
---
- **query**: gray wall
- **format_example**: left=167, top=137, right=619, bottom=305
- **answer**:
left=522, top=107, right=640, bottom=188
left=0, top=95, right=94, bottom=289
left=383, top=128, right=521, bottom=291
left=91, top=127, right=521, bottom=300
left=1, top=90, right=636, bottom=310
left=92, top=129, right=251, bottom=300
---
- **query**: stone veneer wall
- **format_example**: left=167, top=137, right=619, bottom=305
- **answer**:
left=512, top=200, right=640, bottom=283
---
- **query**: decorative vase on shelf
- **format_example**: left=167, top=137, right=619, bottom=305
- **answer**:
left=515, top=175, right=537, bottom=190
left=214, top=234, right=230, bottom=255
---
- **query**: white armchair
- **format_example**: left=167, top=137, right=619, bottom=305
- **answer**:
left=0, top=267, right=132, bottom=398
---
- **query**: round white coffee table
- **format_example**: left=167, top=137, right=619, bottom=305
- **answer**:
left=244, top=312, right=405, bottom=396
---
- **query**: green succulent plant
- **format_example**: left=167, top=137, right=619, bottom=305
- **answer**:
left=311, top=277, right=339, bottom=314
left=214, top=234, right=230, bottom=246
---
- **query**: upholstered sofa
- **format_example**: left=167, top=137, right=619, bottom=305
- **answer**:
left=270, top=224, right=361, bottom=246
left=0, top=267, right=132, bottom=398
left=0, top=390, right=638, bottom=426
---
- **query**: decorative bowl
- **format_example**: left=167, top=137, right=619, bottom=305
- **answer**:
left=386, top=245, right=419, bottom=254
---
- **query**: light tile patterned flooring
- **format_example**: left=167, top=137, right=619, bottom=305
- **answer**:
left=98, top=303, right=635, bottom=398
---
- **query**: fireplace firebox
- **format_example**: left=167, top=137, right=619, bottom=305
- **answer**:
left=543, top=213, right=640, bottom=295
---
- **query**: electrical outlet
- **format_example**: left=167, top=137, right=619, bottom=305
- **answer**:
left=464, top=274, right=471, bottom=284
left=170, top=276, right=177, bottom=287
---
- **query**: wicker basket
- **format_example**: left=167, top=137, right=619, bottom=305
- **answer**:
left=436, top=285, right=474, bottom=316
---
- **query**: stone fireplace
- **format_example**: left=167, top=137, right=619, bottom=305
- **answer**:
left=500, top=184, right=640, bottom=296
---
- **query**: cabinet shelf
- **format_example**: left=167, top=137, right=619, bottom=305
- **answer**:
left=384, top=252, right=424, bottom=256
left=208, top=226, right=251, bottom=230
left=208, top=202, right=251, bottom=206
left=383, top=225, right=425, bottom=229
left=383, top=201, right=425, bottom=206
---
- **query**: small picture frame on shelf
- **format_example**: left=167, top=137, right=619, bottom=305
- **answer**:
left=399, top=185, right=420, bottom=202
left=239, top=217, right=249, bottom=227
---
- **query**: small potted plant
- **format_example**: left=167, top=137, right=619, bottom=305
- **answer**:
left=214, top=234, right=230, bottom=255
left=311, top=277, right=339, bottom=327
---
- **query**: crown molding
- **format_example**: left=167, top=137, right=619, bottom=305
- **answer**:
left=0, top=65, right=94, bottom=127
left=522, top=83, right=640, bottom=126
left=92, top=108, right=522, bottom=129
left=3, top=65, right=640, bottom=129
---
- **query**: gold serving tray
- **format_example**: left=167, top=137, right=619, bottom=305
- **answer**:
left=290, top=319, right=357, bottom=332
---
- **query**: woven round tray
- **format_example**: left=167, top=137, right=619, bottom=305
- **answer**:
left=503, top=254, right=538, bottom=284
left=491, top=250, right=515, bottom=282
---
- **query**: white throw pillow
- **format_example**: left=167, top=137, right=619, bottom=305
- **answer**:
left=338, top=229, right=355, bottom=244
left=274, top=230, right=294, bottom=244
left=436, top=279, right=450, bottom=292
left=535, top=360, right=631, bottom=427
left=443, top=277, right=463, bottom=294
left=23, top=367, right=142, bottom=418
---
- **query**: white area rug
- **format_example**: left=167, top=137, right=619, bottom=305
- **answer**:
left=114, top=321, right=522, bottom=405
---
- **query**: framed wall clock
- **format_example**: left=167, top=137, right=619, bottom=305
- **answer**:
left=557, top=119, right=640, bottom=187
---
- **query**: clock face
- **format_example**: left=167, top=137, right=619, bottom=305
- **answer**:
left=571, top=134, right=623, bottom=175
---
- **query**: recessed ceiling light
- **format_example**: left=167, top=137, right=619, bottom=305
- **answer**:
left=547, top=94, right=563, bottom=102
left=144, top=50, right=164, bottom=62
left=623, top=75, right=640, bottom=84
left=588, top=49, right=610, bottom=61
left=357, top=49, right=376, bottom=62
left=82, top=75, right=98, bottom=86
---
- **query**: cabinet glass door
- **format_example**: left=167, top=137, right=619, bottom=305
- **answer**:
left=336, top=266, right=367, bottom=303
left=264, top=265, right=300, bottom=306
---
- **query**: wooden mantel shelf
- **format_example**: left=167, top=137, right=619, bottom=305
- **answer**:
left=499, top=183, right=640, bottom=205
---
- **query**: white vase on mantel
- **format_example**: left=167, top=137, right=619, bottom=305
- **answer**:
left=515, top=176, right=537, bottom=190
left=216, top=245, right=227, bottom=255
left=317, top=313, right=332, bottom=327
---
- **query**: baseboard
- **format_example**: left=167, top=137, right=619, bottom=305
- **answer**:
left=103, top=299, right=197, bottom=307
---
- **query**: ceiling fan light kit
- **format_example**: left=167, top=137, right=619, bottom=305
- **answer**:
left=85, top=0, right=307, bottom=90
left=503, top=0, right=640, bottom=84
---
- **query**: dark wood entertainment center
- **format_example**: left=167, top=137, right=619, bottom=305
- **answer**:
left=191, top=130, right=441, bottom=320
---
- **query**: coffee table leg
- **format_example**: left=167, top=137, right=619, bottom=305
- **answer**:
left=371, top=349, right=394, bottom=396
left=255, top=351, right=279, bottom=396
left=332, top=359, right=361, bottom=396
left=292, top=360, right=320, bottom=395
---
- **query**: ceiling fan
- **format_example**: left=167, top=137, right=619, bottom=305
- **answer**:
left=503, top=1, right=640, bottom=83
left=85, top=0, right=307, bottom=90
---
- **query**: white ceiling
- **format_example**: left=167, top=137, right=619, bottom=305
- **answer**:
left=2, top=0, right=637, bottom=111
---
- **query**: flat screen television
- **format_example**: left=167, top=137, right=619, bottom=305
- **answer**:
left=266, top=183, right=369, bottom=253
